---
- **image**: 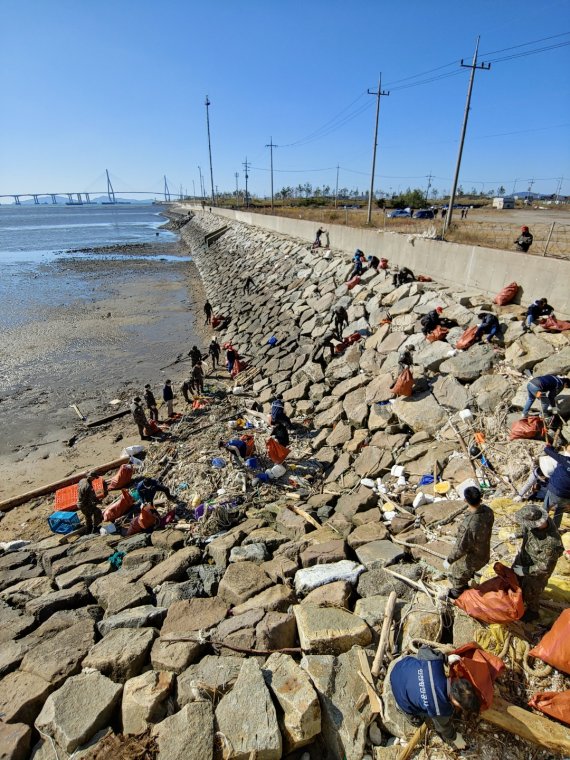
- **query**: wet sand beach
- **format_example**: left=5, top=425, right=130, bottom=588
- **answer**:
left=0, top=238, right=209, bottom=503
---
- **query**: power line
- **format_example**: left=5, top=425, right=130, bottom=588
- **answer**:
left=480, top=30, right=570, bottom=57
left=279, top=91, right=368, bottom=148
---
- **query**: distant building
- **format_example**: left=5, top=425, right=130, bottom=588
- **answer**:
left=492, top=196, right=515, bottom=209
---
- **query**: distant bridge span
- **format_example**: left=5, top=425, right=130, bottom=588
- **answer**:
left=0, top=190, right=173, bottom=205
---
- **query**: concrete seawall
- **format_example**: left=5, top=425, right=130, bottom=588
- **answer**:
left=183, top=206, right=570, bottom=317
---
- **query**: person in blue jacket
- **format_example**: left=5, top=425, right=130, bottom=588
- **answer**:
left=135, top=477, right=176, bottom=505
left=386, top=646, right=480, bottom=748
left=521, top=375, right=570, bottom=418
left=543, top=444, right=570, bottom=527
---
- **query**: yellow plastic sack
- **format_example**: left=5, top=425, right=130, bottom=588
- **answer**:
left=489, top=497, right=520, bottom=517
left=475, top=624, right=529, bottom=670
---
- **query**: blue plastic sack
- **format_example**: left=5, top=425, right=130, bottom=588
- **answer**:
left=267, top=336, right=278, bottom=346
left=245, top=457, right=259, bottom=469
left=48, top=511, right=81, bottom=534
left=211, top=457, right=226, bottom=469
left=418, top=474, right=435, bottom=486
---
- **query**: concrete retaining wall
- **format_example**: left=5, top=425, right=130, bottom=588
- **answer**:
left=186, top=206, right=570, bottom=317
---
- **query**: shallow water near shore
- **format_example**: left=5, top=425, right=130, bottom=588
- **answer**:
left=0, top=205, right=205, bottom=491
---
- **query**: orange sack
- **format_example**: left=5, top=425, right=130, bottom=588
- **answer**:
left=509, top=416, right=546, bottom=441
left=529, top=609, right=570, bottom=675
left=494, top=281, right=519, bottom=306
left=392, top=368, right=414, bottom=397
left=528, top=691, right=570, bottom=725
left=450, top=642, right=505, bottom=711
left=266, top=438, right=290, bottom=465
left=103, top=489, right=135, bottom=522
left=108, top=464, right=133, bottom=490
left=454, top=562, right=524, bottom=624
left=541, top=315, right=570, bottom=332
left=427, top=325, right=449, bottom=343
left=455, top=325, right=479, bottom=350
left=346, top=275, right=361, bottom=290
left=126, top=504, right=160, bottom=536
left=240, top=433, right=256, bottom=458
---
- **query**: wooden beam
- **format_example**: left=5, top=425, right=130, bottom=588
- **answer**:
left=86, top=409, right=130, bottom=428
left=372, top=590, right=397, bottom=677
left=0, top=456, right=130, bottom=512
left=482, top=696, right=570, bottom=755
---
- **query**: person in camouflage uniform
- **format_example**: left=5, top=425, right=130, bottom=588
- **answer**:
left=444, top=487, right=494, bottom=599
left=77, top=471, right=103, bottom=534
left=130, top=396, right=148, bottom=439
left=512, top=505, right=564, bottom=622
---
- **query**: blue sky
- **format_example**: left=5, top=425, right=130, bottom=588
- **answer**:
left=1, top=0, right=569, bottom=200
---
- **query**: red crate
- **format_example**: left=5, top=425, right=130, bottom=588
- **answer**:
left=54, top=478, right=105, bottom=511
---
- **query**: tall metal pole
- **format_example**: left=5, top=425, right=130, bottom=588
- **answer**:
left=366, top=74, right=389, bottom=224
left=243, top=158, right=250, bottom=208
left=192, top=180, right=196, bottom=199
left=198, top=166, right=204, bottom=200
left=425, top=172, right=433, bottom=204
left=335, top=164, right=339, bottom=209
left=443, top=37, right=490, bottom=235
left=235, top=172, right=239, bottom=206
left=205, top=96, right=215, bottom=206
left=265, top=138, right=278, bottom=211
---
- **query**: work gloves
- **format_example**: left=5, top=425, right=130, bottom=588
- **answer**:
left=513, top=565, right=524, bottom=576
left=443, top=560, right=451, bottom=570
left=452, top=733, right=467, bottom=750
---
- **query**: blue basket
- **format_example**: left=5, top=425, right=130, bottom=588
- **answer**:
left=48, top=511, right=81, bottom=535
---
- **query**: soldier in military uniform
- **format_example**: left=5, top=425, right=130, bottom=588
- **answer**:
left=512, top=505, right=564, bottom=622
left=130, top=396, right=148, bottom=439
left=77, top=471, right=103, bottom=534
left=443, top=487, right=494, bottom=599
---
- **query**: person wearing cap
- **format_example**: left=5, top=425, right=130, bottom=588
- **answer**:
left=270, top=396, right=291, bottom=428
left=474, top=312, right=501, bottom=344
left=512, top=505, right=563, bottom=622
left=514, top=226, right=533, bottom=252
left=208, top=338, right=221, bottom=370
left=311, top=331, right=337, bottom=370
left=181, top=377, right=193, bottom=404
left=543, top=443, right=570, bottom=528
left=77, top=472, right=103, bottom=534
left=347, top=250, right=365, bottom=281
left=367, top=254, right=380, bottom=271
left=192, top=360, right=205, bottom=395
left=420, top=307, right=443, bottom=336
left=524, top=298, right=553, bottom=331
left=162, top=380, right=174, bottom=417
left=443, top=486, right=494, bottom=599
left=143, top=384, right=159, bottom=422
left=521, top=374, right=570, bottom=418
left=135, top=476, right=176, bottom=505
left=383, top=644, right=478, bottom=749
left=130, top=396, right=149, bottom=440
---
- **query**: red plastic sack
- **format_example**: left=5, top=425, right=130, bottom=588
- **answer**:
left=529, top=609, right=570, bottom=675
left=450, top=642, right=505, bottom=711
left=541, top=316, right=570, bottom=332
left=266, top=438, right=290, bottom=464
left=103, top=489, right=135, bottom=522
left=211, top=315, right=224, bottom=328
left=346, top=275, right=361, bottom=290
left=108, top=464, right=133, bottom=491
left=494, top=282, right=519, bottom=306
left=456, top=325, right=479, bottom=350
left=427, top=325, right=449, bottom=343
left=379, top=258, right=389, bottom=269
left=509, top=416, right=546, bottom=441
left=454, top=562, right=524, bottom=624
left=334, top=333, right=362, bottom=354
left=392, top=368, right=414, bottom=397
left=146, top=419, right=165, bottom=435
left=528, top=691, right=570, bottom=725
left=126, top=504, right=160, bottom=536
left=417, top=274, right=432, bottom=282
left=240, top=434, right=256, bottom=458
left=231, top=358, right=247, bottom=379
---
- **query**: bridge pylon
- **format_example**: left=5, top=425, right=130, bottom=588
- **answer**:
left=51, top=194, right=57, bottom=204
left=106, top=169, right=116, bottom=204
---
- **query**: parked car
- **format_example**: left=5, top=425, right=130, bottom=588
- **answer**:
left=387, top=209, right=411, bottom=218
left=413, top=209, right=435, bottom=219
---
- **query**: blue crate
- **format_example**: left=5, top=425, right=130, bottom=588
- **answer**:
left=48, top=511, right=81, bottom=534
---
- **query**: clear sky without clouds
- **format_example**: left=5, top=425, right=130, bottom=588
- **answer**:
left=1, top=0, right=569, bottom=200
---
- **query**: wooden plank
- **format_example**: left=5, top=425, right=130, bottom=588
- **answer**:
left=86, top=409, right=130, bottom=428
left=481, top=696, right=570, bottom=755
left=0, top=456, right=130, bottom=512
left=371, top=591, right=398, bottom=677
left=397, top=724, right=427, bottom=760
left=357, top=649, right=382, bottom=714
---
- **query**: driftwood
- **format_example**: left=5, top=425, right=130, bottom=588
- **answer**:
left=0, top=455, right=129, bottom=512
left=284, top=502, right=321, bottom=529
left=372, top=591, right=398, bottom=677
left=86, top=409, right=130, bottom=428
left=482, top=696, right=570, bottom=755
left=383, top=567, right=436, bottom=599
left=397, top=723, right=427, bottom=760
left=391, top=536, right=447, bottom=561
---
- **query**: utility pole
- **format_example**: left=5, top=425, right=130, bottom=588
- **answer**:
left=335, top=164, right=339, bottom=209
left=205, top=96, right=215, bottom=206
left=265, top=137, right=278, bottom=211
left=243, top=157, right=250, bottom=208
left=425, top=172, right=433, bottom=204
left=198, top=166, right=204, bottom=200
left=555, top=176, right=563, bottom=203
left=235, top=172, right=239, bottom=206
left=443, top=36, right=490, bottom=235
left=527, top=178, right=535, bottom=201
left=192, top=180, right=196, bottom=199
left=366, top=74, right=390, bottom=224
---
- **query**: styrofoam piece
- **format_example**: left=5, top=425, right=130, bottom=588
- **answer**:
left=361, top=478, right=376, bottom=489
left=397, top=475, right=407, bottom=486
left=391, top=465, right=405, bottom=477
left=413, top=492, right=427, bottom=508
left=294, top=560, right=365, bottom=596
left=456, top=478, right=479, bottom=499
left=459, top=409, right=473, bottom=421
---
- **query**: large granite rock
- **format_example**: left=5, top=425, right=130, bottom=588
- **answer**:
left=20, top=619, right=96, bottom=687
left=152, top=701, right=214, bottom=760
left=177, top=655, right=244, bottom=707
left=0, top=722, right=31, bottom=760
left=215, top=658, right=282, bottom=760
left=35, top=671, right=122, bottom=753
left=295, top=560, right=364, bottom=596
left=83, top=627, right=156, bottom=682
left=468, top=373, right=514, bottom=412
left=294, top=604, right=372, bottom=655
left=122, top=670, right=174, bottom=735
left=391, top=393, right=448, bottom=435
left=0, top=671, right=52, bottom=724
left=97, top=605, right=166, bottom=636
left=218, top=562, right=272, bottom=606
left=263, top=652, right=321, bottom=751
left=139, top=546, right=201, bottom=589
left=439, top=344, right=496, bottom=381
left=505, top=333, right=553, bottom=372
left=301, top=646, right=371, bottom=760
